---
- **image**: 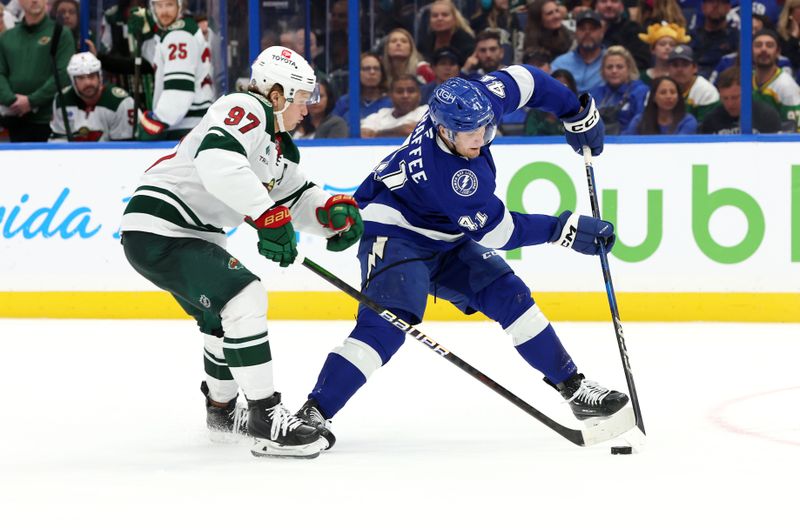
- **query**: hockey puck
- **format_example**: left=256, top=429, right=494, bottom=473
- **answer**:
left=610, top=446, right=632, bottom=455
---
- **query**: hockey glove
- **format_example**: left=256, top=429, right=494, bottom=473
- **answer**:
left=127, top=7, right=154, bottom=39
left=550, top=210, right=615, bottom=256
left=562, top=93, right=604, bottom=156
left=246, top=206, right=298, bottom=267
left=316, top=194, right=364, bottom=252
left=139, top=111, right=168, bottom=136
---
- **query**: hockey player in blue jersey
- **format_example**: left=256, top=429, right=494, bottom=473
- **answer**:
left=297, top=66, right=628, bottom=448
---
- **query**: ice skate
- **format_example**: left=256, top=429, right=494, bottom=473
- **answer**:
left=200, top=381, right=249, bottom=442
left=551, top=373, right=629, bottom=421
left=296, top=398, right=336, bottom=450
left=248, top=392, right=327, bottom=459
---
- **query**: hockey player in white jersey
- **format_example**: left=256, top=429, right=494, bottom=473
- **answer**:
left=137, top=0, right=214, bottom=140
left=120, top=46, right=364, bottom=458
left=50, top=52, right=135, bottom=141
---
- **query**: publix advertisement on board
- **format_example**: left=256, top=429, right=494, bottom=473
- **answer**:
left=1, top=141, right=798, bottom=293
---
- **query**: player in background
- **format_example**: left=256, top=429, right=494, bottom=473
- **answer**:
left=296, top=69, right=629, bottom=449
left=120, top=46, right=364, bottom=458
left=137, top=0, right=214, bottom=140
left=50, top=52, right=135, bottom=141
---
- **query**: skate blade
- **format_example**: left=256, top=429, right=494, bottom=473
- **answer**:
left=250, top=437, right=327, bottom=459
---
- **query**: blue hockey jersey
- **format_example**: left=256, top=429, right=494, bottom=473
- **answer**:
left=355, top=65, right=581, bottom=252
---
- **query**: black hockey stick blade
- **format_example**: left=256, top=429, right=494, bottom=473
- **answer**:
left=300, top=255, right=636, bottom=447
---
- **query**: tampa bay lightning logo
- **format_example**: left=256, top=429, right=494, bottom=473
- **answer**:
left=451, top=169, right=478, bottom=197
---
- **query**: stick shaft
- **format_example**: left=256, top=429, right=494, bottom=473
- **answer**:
left=581, top=146, right=646, bottom=434
left=300, top=256, right=587, bottom=446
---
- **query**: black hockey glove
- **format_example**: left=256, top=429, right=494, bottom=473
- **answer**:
left=316, top=194, right=364, bottom=252
left=550, top=210, right=615, bottom=256
left=246, top=206, right=297, bottom=267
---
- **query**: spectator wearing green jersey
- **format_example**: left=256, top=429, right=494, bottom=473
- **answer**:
left=0, top=0, right=74, bottom=142
left=667, top=44, right=721, bottom=122
left=752, top=29, right=800, bottom=131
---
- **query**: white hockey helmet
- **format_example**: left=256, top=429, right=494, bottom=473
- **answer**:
left=67, top=52, right=102, bottom=89
left=250, top=46, right=319, bottom=105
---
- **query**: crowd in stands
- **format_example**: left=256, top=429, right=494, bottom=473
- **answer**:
left=2, top=0, right=800, bottom=142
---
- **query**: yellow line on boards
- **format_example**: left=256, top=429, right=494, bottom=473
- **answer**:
left=0, top=291, right=798, bottom=322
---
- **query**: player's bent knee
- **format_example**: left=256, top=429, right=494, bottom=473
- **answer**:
left=349, top=308, right=408, bottom=364
left=505, top=304, right=551, bottom=346
left=332, top=338, right=384, bottom=380
left=219, top=280, right=267, bottom=337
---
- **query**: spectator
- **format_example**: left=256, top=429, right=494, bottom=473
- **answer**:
left=0, top=3, right=15, bottom=33
left=639, top=0, right=687, bottom=27
left=51, top=0, right=83, bottom=53
left=590, top=45, right=649, bottom=134
left=524, top=68, right=576, bottom=135
left=638, top=22, right=692, bottom=86
left=708, top=15, right=794, bottom=84
left=469, top=0, right=520, bottom=63
left=0, top=0, right=74, bottom=142
left=361, top=74, right=428, bottom=138
left=699, top=66, right=781, bottom=133
left=523, top=47, right=553, bottom=72
left=332, top=51, right=392, bottom=120
left=523, top=0, right=574, bottom=60
left=463, top=29, right=506, bottom=79
left=690, top=0, right=739, bottom=78
left=752, top=29, right=800, bottom=131
left=624, top=75, right=698, bottom=133
left=421, top=46, right=464, bottom=102
left=293, top=79, right=348, bottom=139
left=595, top=0, right=652, bottom=71
left=668, top=44, right=720, bottom=121
left=776, top=0, right=800, bottom=71
left=382, top=28, right=435, bottom=88
left=417, top=0, right=476, bottom=63
left=50, top=52, right=135, bottom=141
left=551, top=10, right=605, bottom=92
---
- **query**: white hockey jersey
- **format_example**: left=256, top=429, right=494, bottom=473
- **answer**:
left=149, top=17, right=214, bottom=132
left=50, top=84, right=135, bottom=141
left=120, top=91, right=340, bottom=246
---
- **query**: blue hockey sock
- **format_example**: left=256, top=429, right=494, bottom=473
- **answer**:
left=309, top=307, right=408, bottom=418
left=514, top=324, right=576, bottom=384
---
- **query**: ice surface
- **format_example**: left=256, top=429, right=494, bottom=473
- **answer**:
left=1, top=319, right=798, bottom=527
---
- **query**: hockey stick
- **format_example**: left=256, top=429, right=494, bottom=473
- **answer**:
left=50, top=22, right=72, bottom=142
left=581, top=146, right=646, bottom=435
left=300, top=255, right=635, bottom=447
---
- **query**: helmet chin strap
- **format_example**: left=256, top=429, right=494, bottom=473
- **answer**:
left=274, top=99, right=289, bottom=132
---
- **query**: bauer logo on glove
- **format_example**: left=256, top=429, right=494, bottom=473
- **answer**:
left=316, top=194, right=364, bottom=252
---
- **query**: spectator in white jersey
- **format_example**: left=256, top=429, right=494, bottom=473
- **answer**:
left=361, top=74, right=428, bottom=138
left=50, top=52, right=135, bottom=141
left=667, top=44, right=720, bottom=122
left=137, top=0, right=215, bottom=141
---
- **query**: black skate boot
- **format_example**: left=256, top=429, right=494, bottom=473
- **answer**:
left=549, top=373, right=629, bottom=421
left=296, top=398, right=336, bottom=450
left=200, top=381, right=249, bottom=441
left=248, top=392, right=327, bottom=459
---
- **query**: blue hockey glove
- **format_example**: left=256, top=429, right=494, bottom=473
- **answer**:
left=316, top=194, right=364, bottom=252
left=246, top=206, right=298, bottom=267
left=549, top=210, right=615, bottom=256
left=562, top=93, right=604, bottom=156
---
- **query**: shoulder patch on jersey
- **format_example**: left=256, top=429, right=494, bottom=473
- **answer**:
left=167, top=19, right=186, bottom=31
left=485, top=80, right=506, bottom=98
left=111, top=86, right=129, bottom=99
left=451, top=169, right=479, bottom=197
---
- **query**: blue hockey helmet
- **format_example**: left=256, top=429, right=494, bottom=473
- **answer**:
left=428, top=77, right=496, bottom=145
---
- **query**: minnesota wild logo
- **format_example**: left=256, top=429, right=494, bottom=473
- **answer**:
left=38, top=36, right=51, bottom=45
left=228, top=257, right=243, bottom=270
